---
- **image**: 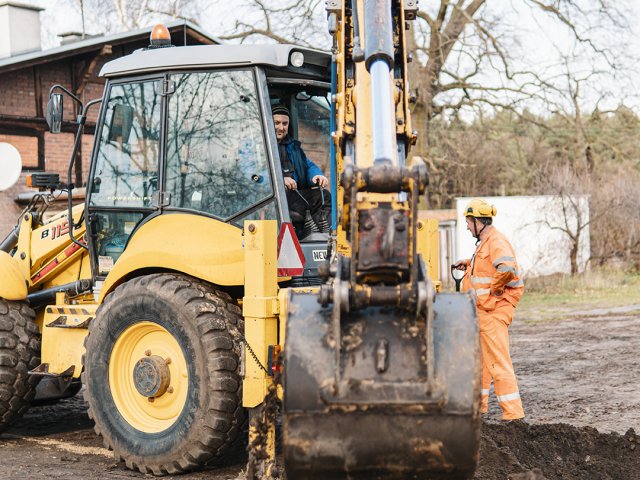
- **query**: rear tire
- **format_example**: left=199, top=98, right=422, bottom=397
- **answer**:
left=83, top=273, right=244, bottom=475
left=0, top=299, right=40, bottom=432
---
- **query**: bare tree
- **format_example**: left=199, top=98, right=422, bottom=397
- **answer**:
left=536, top=166, right=593, bottom=275
left=213, top=0, right=328, bottom=48
left=63, top=0, right=201, bottom=34
left=409, top=0, right=633, bottom=149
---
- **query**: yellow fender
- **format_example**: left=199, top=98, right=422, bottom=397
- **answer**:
left=99, top=214, right=245, bottom=302
left=0, top=251, right=28, bottom=300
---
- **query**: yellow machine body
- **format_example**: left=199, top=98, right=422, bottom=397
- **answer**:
left=0, top=251, right=27, bottom=300
left=39, top=298, right=98, bottom=378
left=0, top=2, right=472, bottom=475
left=98, top=214, right=244, bottom=302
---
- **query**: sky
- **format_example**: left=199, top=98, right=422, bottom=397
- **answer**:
left=18, top=0, right=640, bottom=115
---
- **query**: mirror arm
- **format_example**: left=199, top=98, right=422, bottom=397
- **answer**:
left=49, top=84, right=83, bottom=110
left=66, top=97, right=102, bottom=250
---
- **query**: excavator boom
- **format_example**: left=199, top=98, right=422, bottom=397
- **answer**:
left=282, top=1, right=481, bottom=478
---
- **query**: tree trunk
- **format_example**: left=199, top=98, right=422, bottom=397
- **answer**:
left=569, top=237, right=579, bottom=275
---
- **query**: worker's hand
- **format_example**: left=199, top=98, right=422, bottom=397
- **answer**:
left=452, top=259, right=469, bottom=271
left=284, top=177, right=297, bottom=190
left=312, top=175, right=329, bottom=188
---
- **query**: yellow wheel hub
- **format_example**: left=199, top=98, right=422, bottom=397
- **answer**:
left=109, top=321, right=189, bottom=433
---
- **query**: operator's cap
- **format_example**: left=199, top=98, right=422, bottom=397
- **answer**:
left=271, top=104, right=290, bottom=117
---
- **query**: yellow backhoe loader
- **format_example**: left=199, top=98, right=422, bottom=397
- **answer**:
left=0, top=1, right=480, bottom=478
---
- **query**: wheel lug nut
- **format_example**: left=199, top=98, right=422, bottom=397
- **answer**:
left=148, top=397, right=155, bottom=403
left=145, top=349, right=152, bottom=356
left=167, top=387, right=174, bottom=394
left=165, top=357, right=172, bottom=365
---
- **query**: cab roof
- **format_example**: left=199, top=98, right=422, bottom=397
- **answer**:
left=99, top=44, right=331, bottom=78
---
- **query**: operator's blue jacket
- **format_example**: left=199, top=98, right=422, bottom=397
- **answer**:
left=280, top=136, right=323, bottom=189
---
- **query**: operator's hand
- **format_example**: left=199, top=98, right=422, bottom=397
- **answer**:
left=284, top=177, right=297, bottom=190
left=312, top=175, right=329, bottom=188
left=452, top=259, right=470, bottom=271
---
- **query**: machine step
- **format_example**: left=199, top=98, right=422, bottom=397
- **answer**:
left=45, top=314, right=93, bottom=329
left=29, top=364, right=75, bottom=377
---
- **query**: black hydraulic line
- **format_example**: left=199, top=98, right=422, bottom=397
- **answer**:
left=351, top=0, right=365, bottom=62
left=27, top=279, right=93, bottom=309
left=0, top=224, right=19, bottom=253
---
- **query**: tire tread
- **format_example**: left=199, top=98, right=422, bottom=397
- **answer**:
left=83, top=273, right=245, bottom=476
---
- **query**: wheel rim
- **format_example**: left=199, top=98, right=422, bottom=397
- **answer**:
left=109, top=321, right=189, bottom=433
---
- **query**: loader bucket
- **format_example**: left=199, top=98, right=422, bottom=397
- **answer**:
left=283, top=291, right=481, bottom=480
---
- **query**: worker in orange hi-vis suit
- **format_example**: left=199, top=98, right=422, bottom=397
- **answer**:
left=453, top=199, right=525, bottom=420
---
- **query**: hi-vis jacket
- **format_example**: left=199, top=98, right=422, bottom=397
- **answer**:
left=462, top=227, right=524, bottom=311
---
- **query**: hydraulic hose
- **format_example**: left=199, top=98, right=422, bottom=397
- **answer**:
left=330, top=53, right=338, bottom=231
left=27, top=279, right=93, bottom=309
left=0, top=224, right=19, bottom=253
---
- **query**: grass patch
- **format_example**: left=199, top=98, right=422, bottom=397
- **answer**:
left=515, top=268, right=640, bottom=323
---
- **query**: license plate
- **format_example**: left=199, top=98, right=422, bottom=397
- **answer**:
left=312, top=249, right=327, bottom=261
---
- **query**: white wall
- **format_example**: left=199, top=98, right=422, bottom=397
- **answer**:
left=455, top=196, right=590, bottom=277
left=0, top=4, right=42, bottom=59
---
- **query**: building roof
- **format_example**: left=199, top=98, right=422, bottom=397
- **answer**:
left=0, top=19, right=221, bottom=73
left=99, top=44, right=331, bottom=78
left=0, top=2, right=43, bottom=12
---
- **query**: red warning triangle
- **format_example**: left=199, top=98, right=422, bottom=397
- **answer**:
left=277, top=222, right=305, bottom=276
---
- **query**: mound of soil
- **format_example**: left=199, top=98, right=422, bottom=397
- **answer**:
left=476, top=421, right=640, bottom=480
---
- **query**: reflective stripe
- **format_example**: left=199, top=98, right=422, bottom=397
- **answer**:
left=481, top=389, right=490, bottom=396
left=497, top=264, right=516, bottom=274
left=471, top=276, right=492, bottom=284
left=475, top=288, right=491, bottom=296
left=496, top=391, right=521, bottom=402
left=507, top=279, right=524, bottom=288
left=493, top=256, right=514, bottom=267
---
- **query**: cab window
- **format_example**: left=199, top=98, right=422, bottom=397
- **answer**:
left=293, top=95, right=331, bottom=176
left=165, top=70, right=273, bottom=220
left=90, top=80, right=161, bottom=208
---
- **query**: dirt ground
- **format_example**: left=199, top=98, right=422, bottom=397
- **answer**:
left=1, top=305, right=639, bottom=480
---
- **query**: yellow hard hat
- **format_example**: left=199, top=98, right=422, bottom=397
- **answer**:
left=464, top=198, right=497, bottom=218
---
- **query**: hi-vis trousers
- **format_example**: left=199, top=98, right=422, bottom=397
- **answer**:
left=478, top=299, right=525, bottom=420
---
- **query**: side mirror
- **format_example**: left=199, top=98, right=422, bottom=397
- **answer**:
left=108, top=104, right=134, bottom=143
left=46, top=93, right=64, bottom=133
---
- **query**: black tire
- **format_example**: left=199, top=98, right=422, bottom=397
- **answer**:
left=83, top=273, right=245, bottom=475
left=0, top=299, right=40, bottom=432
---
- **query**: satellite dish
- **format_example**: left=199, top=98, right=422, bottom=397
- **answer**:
left=0, top=143, right=22, bottom=191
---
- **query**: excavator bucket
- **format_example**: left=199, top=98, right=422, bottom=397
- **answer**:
left=283, top=291, right=481, bottom=480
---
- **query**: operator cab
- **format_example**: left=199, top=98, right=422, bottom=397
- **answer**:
left=83, top=43, right=331, bottom=281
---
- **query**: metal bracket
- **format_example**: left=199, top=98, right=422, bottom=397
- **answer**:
left=404, top=0, right=418, bottom=20
left=152, top=191, right=171, bottom=208
left=154, top=77, right=175, bottom=96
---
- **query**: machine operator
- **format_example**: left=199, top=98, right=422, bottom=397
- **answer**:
left=272, top=104, right=331, bottom=237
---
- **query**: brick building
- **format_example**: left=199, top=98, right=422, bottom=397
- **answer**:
left=0, top=2, right=219, bottom=236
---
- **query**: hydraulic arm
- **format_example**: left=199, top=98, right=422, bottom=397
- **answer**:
left=282, top=1, right=481, bottom=478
